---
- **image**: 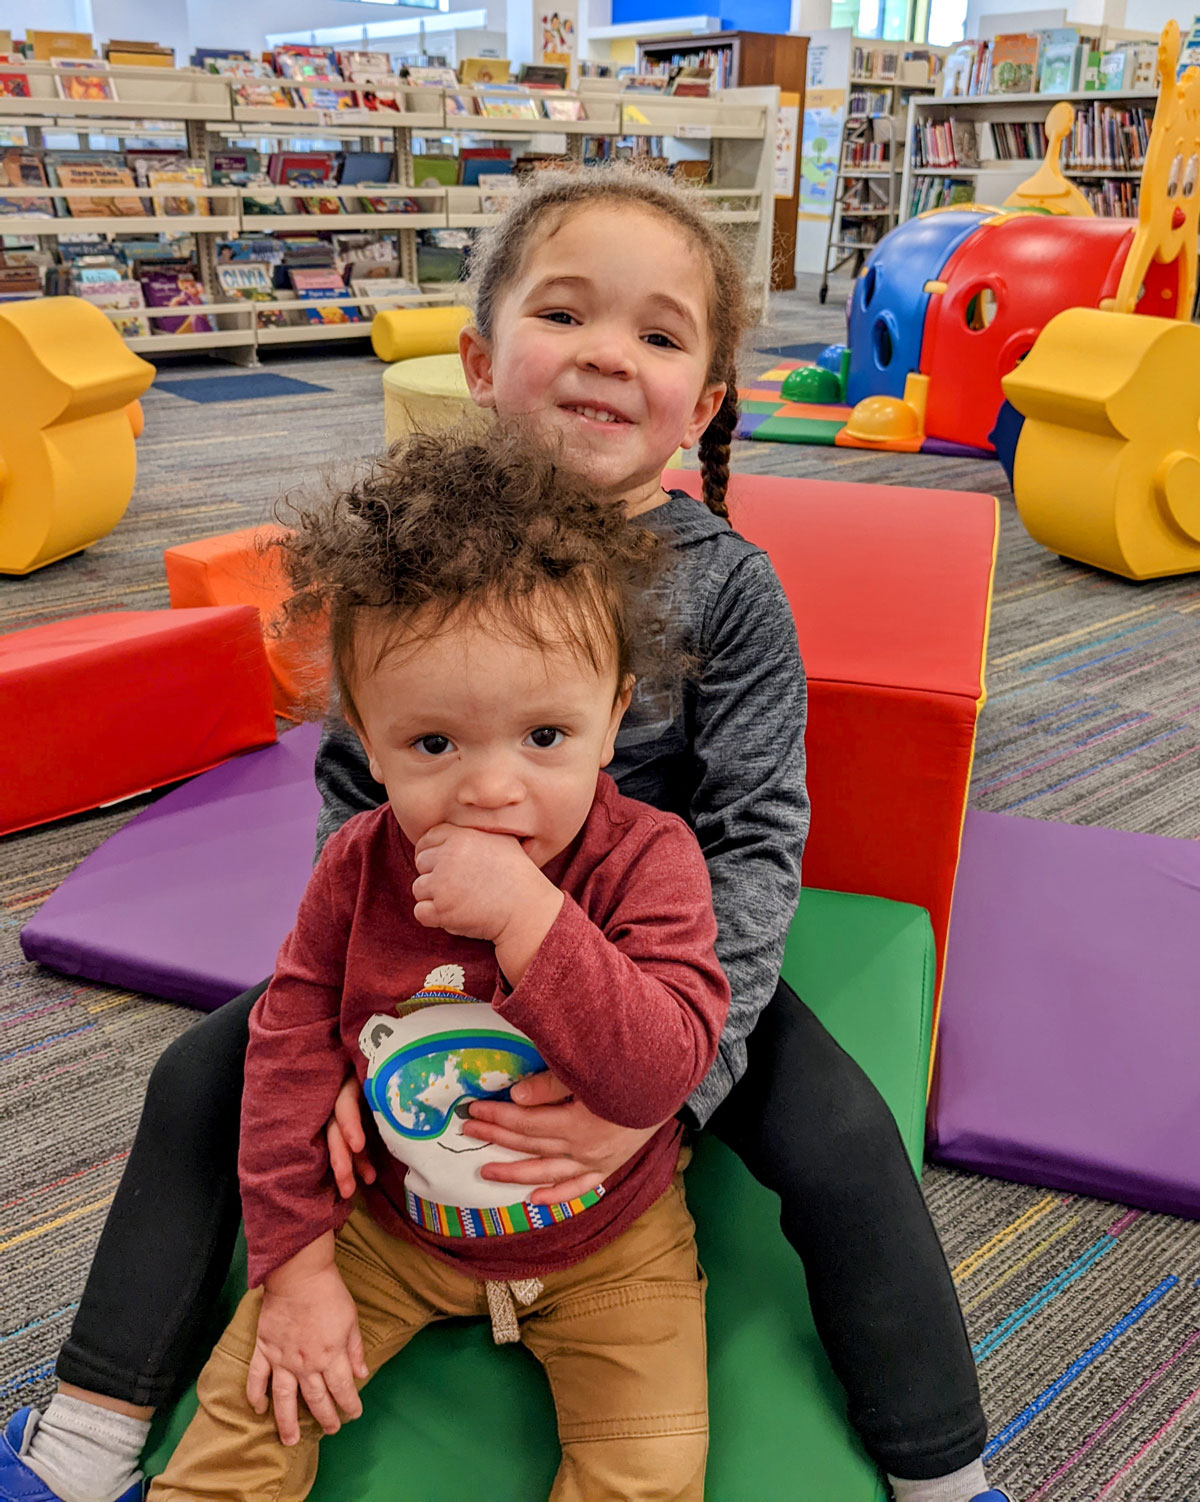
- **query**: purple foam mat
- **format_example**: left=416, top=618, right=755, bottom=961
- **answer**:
left=929, top=809, right=1200, bottom=1219
left=21, top=724, right=321, bottom=1010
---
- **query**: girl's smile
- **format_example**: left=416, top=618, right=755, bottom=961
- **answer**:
left=461, top=204, right=725, bottom=515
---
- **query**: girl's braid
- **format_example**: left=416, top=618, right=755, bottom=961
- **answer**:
left=698, top=382, right=739, bottom=520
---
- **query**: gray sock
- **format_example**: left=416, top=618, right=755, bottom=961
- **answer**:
left=888, top=1458, right=994, bottom=1502
left=21, top=1394, right=149, bottom=1502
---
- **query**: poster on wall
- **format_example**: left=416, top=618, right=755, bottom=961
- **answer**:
left=794, top=27, right=852, bottom=276
left=775, top=91, right=800, bottom=199
left=799, top=87, right=844, bottom=214
left=540, top=0, right=577, bottom=80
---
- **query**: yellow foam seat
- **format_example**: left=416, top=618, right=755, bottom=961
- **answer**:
left=0, top=298, right=154, bottom=575
left=370, top=305, right=471, bottom=364
left=382, top=354, right=490, bottom=444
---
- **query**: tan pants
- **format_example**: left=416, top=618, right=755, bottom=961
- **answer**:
left=150, top=1174, right=708, bottom=1502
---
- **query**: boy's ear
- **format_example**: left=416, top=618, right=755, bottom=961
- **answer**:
left=680, top=382, right=726, bottom=451
left=601, top=677, right=635, bottom=766
left=459, top=325, right=497, bottom=410
left=349, top=718, right=386, bottom=787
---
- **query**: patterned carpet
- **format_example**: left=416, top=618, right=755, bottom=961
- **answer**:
left=4, top=285, right=1200, bottom=1500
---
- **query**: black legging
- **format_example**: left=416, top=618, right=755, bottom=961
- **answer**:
left=57, top=978, right=984, bottom=1481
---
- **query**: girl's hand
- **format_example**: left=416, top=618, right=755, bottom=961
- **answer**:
left=326, top=1076, right=376, bottom=1200
left=463, top=1071, right=665, bottom=1204
left=247, top=1246, right=369, bottom=1446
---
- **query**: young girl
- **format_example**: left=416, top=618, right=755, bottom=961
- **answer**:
left=1, top=168, right=1005, bottom=1502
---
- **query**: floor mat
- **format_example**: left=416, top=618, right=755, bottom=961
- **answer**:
left=154, top=373, right=332, bottom=403
left=755, top=340, right=838, bottom=360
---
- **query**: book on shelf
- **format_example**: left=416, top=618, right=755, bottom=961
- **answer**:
left=909, top=175, right=975, bottom=216
left=518, top=63, right=568, bottom=89
left=852, top=45, right=898, bottom=80
left=274, top=45, right=338, bottom=80
left=290, top=267, right=361, bottom=324
left=412, top=156, right=459, bottom=188
left=403, top=65, right=457, bottom=89
left=234, top=80, right=294, bottom=109
left=215, top=261, right=285, bottom=327
left=671, top=158, right=711, bottom=185
left=30, top=30, right=94, bottom=61
left=621, top=74, right=670, bottom=94
left=147, top=162, right=208, bottom=217
left=477, top=171, right=518, bottom=213
left=350, top=274, right=420, bottom=316
left=848, top=86, right=890, bottom=117
left=460, top=57, right=510, bottom=86
left=0, top=149, right=52, bottom=216
left=191, top=47, right=250, bottom=68
left=268, top=151, right=336, bottom=186
left=358, top=87, right=404, bottom=112
left=459, top=149, right=512, bottom=186
left=53, top=59, right=117, bottom=101
left=104, top=39, right=173, bottom=67
left=445, top=91, right=476, bottom=116
left=990, top=35, right=1041, bottom=94
left=0, top=263, right=43, bottom=301
left=141, top=268, right=213, bottom=335
left=478, top=92, right=539, bottom=119
left=1038, top=30, right=1079, bottom=93
left=296, top=85, right=359, bottom=111
left=669, top=66, right=712, bottom=98
left=0, top=68, right=30, bottom=97
left=337, top=50, right=391, bottom=81
left=542, top=96, right=585, bottom=121
left=52, top=160, right=142, bottom=217
left=77, top=279, right=149, bottom=336
left=338, top=151, right=394, bottom=186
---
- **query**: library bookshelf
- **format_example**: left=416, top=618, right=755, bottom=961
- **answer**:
left=899, top=88, right=1157, bottom=220
left=633, top=30, right=805, bottom=288
left=0, top=63, right=774, bottom=360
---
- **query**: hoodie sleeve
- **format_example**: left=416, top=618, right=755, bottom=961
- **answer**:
left=683, top=550, right=809, bottom=1126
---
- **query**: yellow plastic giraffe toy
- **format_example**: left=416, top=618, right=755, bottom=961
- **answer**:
left=1106, top=19, right=1200, bottom=318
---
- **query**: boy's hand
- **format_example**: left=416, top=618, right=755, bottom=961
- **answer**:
left=247, top=1240, right=369, bottom=1446
left=327, top=1075, right=377, bottom=1200
left=464, top=1070, right=665, bottom=1204
left=413, top=826, right=562, bottom=975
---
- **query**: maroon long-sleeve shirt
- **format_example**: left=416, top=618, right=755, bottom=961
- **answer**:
left=240, top=774, right=730, bottom=1287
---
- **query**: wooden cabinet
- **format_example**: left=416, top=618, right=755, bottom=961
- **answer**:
left=636, top=30, right=807, bottom=289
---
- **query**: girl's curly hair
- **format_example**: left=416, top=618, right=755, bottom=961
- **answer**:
left=272, top=423, right=669, bottom=725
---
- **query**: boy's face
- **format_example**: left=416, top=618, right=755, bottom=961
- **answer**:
left=352, top=605, right=632, bottom=870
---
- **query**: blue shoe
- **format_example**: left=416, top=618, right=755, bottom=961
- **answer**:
left=0, top=1411, right=144, bottom=1502
left=971, top=1492, right=1012, bottom=1501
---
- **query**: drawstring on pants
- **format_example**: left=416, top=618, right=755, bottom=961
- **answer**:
left=485, top=1277, right=543, bottom=1343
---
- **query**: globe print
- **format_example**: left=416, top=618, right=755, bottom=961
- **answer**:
left=384, top=1042, right=541, bottom=1139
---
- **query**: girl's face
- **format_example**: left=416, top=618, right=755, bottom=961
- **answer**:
left=461, top=204, right=725, bottom=515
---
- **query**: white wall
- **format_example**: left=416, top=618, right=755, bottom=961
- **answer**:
left=0, top=0, right=90, bottom=35
left=92, top=0, right=189, bottom=62
left=1123, top=0, right=1197, bottom=34
left=965, top=0, right=1126, bottom=35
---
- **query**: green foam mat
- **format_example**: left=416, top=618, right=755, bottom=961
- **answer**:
left=145, top=886, right=933, bottom=1500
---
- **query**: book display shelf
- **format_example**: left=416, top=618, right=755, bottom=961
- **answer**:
left=0, top=62, right=774, bottom=360
left=634, top=29, right=805, bottom=289
left=899, top=87, right=1157, bottom=220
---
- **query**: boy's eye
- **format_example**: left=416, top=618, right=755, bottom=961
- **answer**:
left=414, top=734, right=453, bottom=756
left=540, top=310, right=576, bottom=326
left=526, top=727, right=565, bottom=749
left=644, top=332, right=680, bottom=350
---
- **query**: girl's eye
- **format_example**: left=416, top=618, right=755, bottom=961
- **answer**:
left=414, top=734, right=453, bottom=756
left=540, top=310, right=576, bottom=325
left=526, top=727, right=565, bottom=749
left=644, top=332, right=680, bottom=349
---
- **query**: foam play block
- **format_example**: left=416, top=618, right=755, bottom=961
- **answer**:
left=673, top=470, right=997, bottom=1029
left=21, top=724, right=320, bottom=1007
left=381, top=353, right=488, bottom=444
left=0, top=608, right=276, bottom=837
left=164, top=527, right=323, bottom=719
left=929, top=810, right=1200, bottom=1219
left=143, top=886, right=933, bottom=1501
left=0, top=297, right=155, bottom=575
left=370, top=304, right=470, bottom=364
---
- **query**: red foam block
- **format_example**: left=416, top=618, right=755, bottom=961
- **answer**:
left=1, top=607, right=277, bottom=835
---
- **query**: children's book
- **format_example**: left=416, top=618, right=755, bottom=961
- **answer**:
left=54, top=161, right=142, bottom=217
left=337, top=50, right=391, bottom=80
left=1038, top=30, right=1079, bottom=94
left=141, top=268, right=214, bottom=334
left=518, top=63, right=568, bottom=89
left=477, top=172, right=518, bottom=213
left=445, top=92, right=476, bottom=116
left=235, top=80, right=294, bottom=109
left=338, top=151, right=394, bottom=186
left=459, top=149, right=512, bottom=186
left=147, top=162, right=208, bottom=217
left=358, top=87, right=404, bottom=112
left=191, top=47, right=250, bottom=68
left=216, top=260, right=285, bottom=327
left=668, top=66, right=712, bottom=97
left=412, top=156, right=459, bottom=188
left=53, top=59, right=117, bottom=102
left=403, top=65, right=458, bottom=88
left=0, top=149, right=53, bottom=216
left=542, top=96, right=586, bottom=121
left=29, top=30, right=94, bottom=61
left=349, top=275, right=420, bottom=316
left=989, top=34, right=1040, bottom=94
left=478, top=93, right=539, bottom=119
left=77, top=280, right=149, bottom=336
left=297, top=86, right=358, bottom=111
left=460, top=57, right=510, bottom=86
left=1098, top=50, right=1130, bottom=90
left=290, top=266, right=360, bottom=324
left=269, top=151, right=336, bottom=186
left=0, top=70, right=30, bottom=98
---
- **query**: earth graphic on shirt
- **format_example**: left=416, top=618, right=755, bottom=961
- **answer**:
left=358, top=964, right=547, bottom=1209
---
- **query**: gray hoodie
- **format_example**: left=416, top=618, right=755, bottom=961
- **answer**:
left=313, top=491, right=809, bottom=1127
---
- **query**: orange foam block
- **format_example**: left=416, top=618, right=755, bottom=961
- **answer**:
left=164, top=527, right=326, bottom=719
left=0, top=607, right=276, bottom=836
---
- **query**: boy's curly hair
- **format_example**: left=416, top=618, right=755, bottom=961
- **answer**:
left=273, top=423, right=668, bottom=726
